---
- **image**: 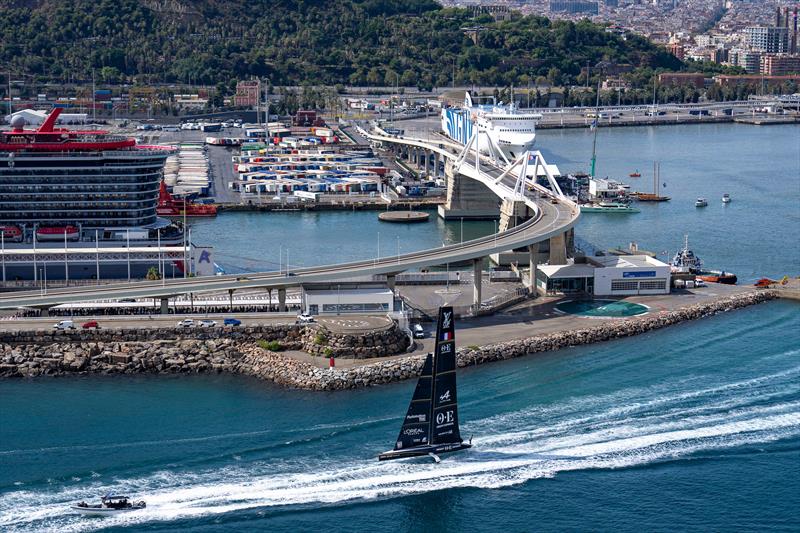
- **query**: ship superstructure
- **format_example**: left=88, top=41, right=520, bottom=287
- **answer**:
left=0, top=108, right=189, bottom=281
left=441, top=92, right=541, bottom=161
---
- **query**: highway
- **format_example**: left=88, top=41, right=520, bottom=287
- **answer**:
left=0, top=129, right=578, bottom=310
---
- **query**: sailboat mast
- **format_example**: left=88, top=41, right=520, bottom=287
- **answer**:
left=590, top=76, right=601, bottom=178
left=427, top=350, right=437, bottom=443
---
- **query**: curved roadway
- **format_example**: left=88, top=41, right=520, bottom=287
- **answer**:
left=0, top=132, right=579, bottom=309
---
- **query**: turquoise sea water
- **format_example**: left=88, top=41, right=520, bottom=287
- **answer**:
left=1, top=123, right=799, bottom=531
left=555, top=299, right=649, bottom=317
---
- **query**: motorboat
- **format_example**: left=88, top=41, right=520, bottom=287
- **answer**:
left=722, top=193, right=731, bottom=203
left=71, top=495, right=146, bottom=516
left=629, top=170, right=641, bottom=177
left=580, top=202, right=640, bottom=214
left=695, top=197, right=708, bottom=207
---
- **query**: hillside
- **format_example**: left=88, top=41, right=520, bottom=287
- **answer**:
left=0, top=0, right=682, bottom=87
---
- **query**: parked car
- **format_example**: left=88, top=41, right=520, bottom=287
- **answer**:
left=198, top=319, right=217, bottom=328
left=223, top=318, right=242, bottom=327
left=412, top=324, right=425, bottom=339
left=296, top=313, right=315, bottom=324
left=177, top=319, right=195, bottom=328
left=53, top=320, right=75, bottom=330
left=82, top=320, right=101, bottom=330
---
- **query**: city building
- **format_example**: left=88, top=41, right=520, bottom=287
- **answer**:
left=4, top=108, right=87, bottom=125
left=549, top=0, right=599, bottom=15
left=234, top=80, right=261, bottom=108
left=668, top=42, right=686, bottom=60
left=714, top=74, right=800, bottom=88
left=536, top=255, right=671, bottom=296
left=760, top=54, right=800, bottom=76
left=736, top=50, right=763, bottom=74
left=745, top=26, right=789, bottom=53
left=301, top=284, right=394, bottom=315
left=657, top=72, right=706, bottom=89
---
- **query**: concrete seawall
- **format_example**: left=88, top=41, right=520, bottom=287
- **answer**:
left=0, top=290, right=777, bottom=389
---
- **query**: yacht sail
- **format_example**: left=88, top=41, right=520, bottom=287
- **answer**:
left=378, top=306, right=471, bottom=462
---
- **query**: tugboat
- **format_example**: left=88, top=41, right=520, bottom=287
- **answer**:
left=629, top=170, right=641, bottom=177
left=671, top=235, right=737, bottom=284
left=71, top=495, right=146, bottom=516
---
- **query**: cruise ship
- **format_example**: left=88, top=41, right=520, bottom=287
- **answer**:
left=441, top=92, right=541, bottom=161
left=0, top=108, right=192, bottom=282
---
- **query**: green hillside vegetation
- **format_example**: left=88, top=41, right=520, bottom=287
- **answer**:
left=0, top=0, right=683, bottom=88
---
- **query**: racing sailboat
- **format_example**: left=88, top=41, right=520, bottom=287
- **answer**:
left=378, top=306, right=471, bottom=462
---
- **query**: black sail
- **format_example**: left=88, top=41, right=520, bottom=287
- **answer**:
left=430, top=306, right=462, bottom=445
left=393, top=352, right=433, bottom=450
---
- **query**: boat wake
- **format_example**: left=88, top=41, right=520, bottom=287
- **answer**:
left=1, top=366, right=798, bottom=532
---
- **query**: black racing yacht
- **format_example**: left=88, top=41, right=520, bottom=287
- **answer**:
left=378, top=306, right=471, bottom=462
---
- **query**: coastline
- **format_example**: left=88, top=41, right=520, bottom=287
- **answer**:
left=0, top=290, right=778, bottom=390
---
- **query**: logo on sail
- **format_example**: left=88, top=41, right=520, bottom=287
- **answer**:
left=403, top=428, right=425, bottom=436
left=439, top=390, right=451, bottom=402
left=442, top=311, right=452, bottom=329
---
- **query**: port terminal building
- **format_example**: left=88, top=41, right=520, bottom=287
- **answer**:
left=537, top=255, right=671, bottom=296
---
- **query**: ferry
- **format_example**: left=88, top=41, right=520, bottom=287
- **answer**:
left=441, top=92, right=541, bottom=161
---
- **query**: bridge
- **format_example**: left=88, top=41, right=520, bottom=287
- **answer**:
left=0, top=125, right=579, bottom=314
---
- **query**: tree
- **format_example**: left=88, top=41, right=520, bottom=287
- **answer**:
left=146, top=266, right=161, bottom=280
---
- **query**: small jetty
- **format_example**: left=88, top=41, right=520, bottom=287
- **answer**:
left=379, top=211, right=430, bottom=223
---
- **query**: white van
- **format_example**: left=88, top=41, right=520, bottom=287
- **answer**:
left=53, top=320, right=75, bottom=330
left=412, top=324, right=425, bottom=338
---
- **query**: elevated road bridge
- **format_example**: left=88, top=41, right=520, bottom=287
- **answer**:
left=0, top=126, right=579, bottom=314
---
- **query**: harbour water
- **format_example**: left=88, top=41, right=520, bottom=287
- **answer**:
left=1, top=301, right=798, bottom=531
left=1, top=123, right=798, bottom=531
left=194, top=123, right=799, bottom=280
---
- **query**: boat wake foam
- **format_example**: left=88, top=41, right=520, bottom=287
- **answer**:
left=1, top=366, right=798, bottom=532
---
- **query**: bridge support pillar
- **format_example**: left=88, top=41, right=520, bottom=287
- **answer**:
left=499, top=198, right=534, bottom=233
left=437, top=162, right=500, bottom=220
left=473, top=258, right=482, bottom=311
left=387, top=274, right=396, bottom=291
left=278, top=288, right=287, bottom=312
left=228, top=289, right=234, bottom=312
left=40, top=307, right=50, bottom=318
left=160, top=297, right=169, bottom=315
left=528, top=243, right=539, bottom=292
left=549, top=232, right=568, bottom=265
left=434, top=153, right=441, bottom=177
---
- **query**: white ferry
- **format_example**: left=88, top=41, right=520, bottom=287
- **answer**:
left=441, top=92, right=541, bottom=161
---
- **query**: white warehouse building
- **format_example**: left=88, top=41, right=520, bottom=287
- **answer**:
left=537, top=255, right=671, bottom=296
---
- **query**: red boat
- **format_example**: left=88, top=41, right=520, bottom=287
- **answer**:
left=36, top=225, right=80, bottom=241
left=156, top=181, right=218, bottom=217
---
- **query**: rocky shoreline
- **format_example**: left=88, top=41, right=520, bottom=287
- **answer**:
left=0, top=290, right=777, bottom=390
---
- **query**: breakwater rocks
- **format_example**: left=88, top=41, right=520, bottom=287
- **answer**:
left=0, top=290, right=776, bottom=388
left=0, top=324, right=305, bottom=347
left=301, top=326, right=410, bottom=359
